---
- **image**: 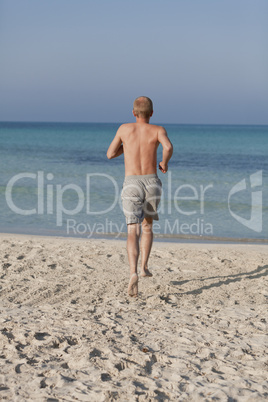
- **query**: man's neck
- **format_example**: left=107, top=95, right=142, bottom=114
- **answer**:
left=135, top=116, right=151, bottom=124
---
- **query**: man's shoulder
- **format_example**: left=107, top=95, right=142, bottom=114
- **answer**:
left=150, top=124, right=165, bottom=130
left=115, top=123, right=133, bottom=139
left=149, top=124, right=167, bottom=134
left=117, top=123, right=135, bottom=132
left=119, top=122, right=135, bottom=128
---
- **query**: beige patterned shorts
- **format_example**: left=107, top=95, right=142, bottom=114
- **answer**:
left=121, top=174, right=162, bottom=224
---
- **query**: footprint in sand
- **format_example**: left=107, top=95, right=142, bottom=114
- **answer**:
left=101, top=373, right=112, bottom=381
left=34, top=332, right=51, bottom=341
left=48, top=263, right=57, bottom=269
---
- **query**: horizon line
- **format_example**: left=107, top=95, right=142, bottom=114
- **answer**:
left=1, top=120, right=268, bottom=127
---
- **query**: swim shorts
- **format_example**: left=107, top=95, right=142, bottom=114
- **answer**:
left=121, top=174, right=162, bottom=224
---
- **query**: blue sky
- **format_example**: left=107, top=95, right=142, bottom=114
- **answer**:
left=1, top=0, right=268, bottom=124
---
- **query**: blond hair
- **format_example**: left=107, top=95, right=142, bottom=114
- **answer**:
left=133, top=96, right=153, bottom=118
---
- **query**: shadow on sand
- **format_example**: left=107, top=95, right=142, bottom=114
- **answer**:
left=170, top=264, right=268, bottom=295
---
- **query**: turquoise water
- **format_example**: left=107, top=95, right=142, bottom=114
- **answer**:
left=0, top=122, right=267, bottom=240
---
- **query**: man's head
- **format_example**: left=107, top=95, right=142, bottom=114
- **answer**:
left=133, top=96, right=153, bottom=119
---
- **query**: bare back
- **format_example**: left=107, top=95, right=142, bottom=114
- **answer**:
left=119, top=123, right=160, bottom=176
left=107, top=119, right=173, bottom=176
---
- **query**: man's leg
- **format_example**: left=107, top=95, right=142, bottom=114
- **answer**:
left=127, top=223, right=141, bottom=296
left=140, top=217, right=153, bottom=277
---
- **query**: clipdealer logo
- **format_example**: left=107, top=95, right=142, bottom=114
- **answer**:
left=4, top=170, right=263, bottom=234
left=228, top=170, right=262, bottom=233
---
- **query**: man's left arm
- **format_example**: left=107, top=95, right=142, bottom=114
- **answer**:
left=107, top=128, right=124, bottom=159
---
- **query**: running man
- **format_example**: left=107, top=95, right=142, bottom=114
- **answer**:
left=107, top=96, right=173, bottom=297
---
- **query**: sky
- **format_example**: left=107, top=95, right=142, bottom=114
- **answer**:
left=0, top=0, right=268, bottom=124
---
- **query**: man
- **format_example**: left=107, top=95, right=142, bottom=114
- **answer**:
left=107, top=96, right=173, bottom=297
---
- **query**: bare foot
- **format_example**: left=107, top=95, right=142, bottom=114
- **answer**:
left=128, top=273, right=138, bottom=297
left=140, top=269, right=153, bottom=277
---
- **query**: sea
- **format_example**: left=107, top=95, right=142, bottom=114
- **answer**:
left=0, top=122, right=267, bottom=242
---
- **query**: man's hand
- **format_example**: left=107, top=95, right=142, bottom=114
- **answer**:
left=159, top=162, right=168, bottom=173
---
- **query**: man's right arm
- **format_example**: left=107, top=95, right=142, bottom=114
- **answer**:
left=158, top=127, right=173, bottom=173
left=107, top=126, right=124, bottom=159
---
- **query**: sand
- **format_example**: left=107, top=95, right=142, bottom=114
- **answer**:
left=0, top=233, right=267, bottom=401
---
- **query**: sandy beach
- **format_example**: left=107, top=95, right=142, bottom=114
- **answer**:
left=0, top=233, right=267, bottom=401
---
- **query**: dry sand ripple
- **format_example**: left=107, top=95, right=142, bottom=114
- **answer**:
left=0, top=234, right=267, bottom=401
